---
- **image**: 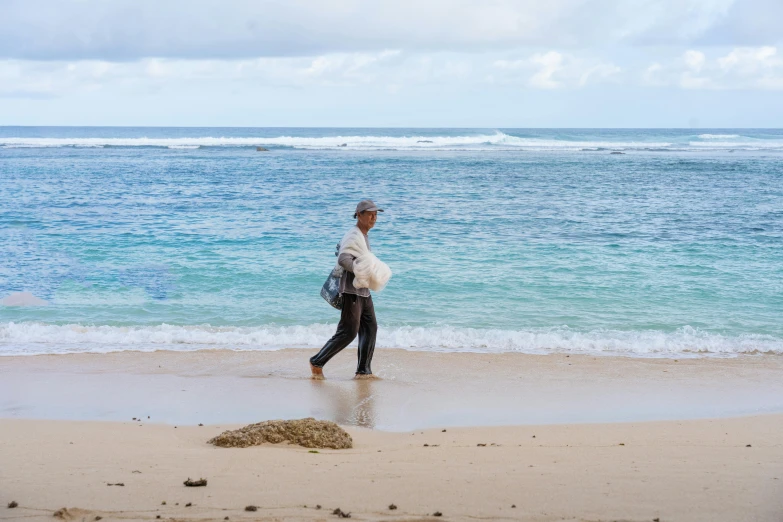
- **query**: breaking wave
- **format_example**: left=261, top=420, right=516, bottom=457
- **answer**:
left=1, top=322, right=781, bottom=358
left=2, top=132, right=782, bottom=151
left=0, top=133, right=667, bottom=151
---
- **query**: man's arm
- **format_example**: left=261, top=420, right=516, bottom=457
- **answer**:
left=338, top=252, right=355, bottom=272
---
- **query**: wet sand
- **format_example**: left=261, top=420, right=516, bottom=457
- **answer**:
left=1, top=349, right=782, bottom=429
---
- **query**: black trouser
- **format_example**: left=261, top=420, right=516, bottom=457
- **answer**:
left=310, top=293, right=377, bottom=374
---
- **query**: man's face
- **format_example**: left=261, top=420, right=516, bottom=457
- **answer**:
left=358, top=210, right=377, bottom=230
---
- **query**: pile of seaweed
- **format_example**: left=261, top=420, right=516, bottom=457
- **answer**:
left=208, top=418, right=352, bottom=449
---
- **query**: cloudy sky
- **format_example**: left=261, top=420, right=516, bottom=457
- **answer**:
left=1, top=0, right=782, bottom=127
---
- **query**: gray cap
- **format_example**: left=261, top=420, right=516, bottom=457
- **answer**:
left=354, top=199, right=384, bottom=218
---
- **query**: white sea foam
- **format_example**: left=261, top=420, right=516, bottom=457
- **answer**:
left=689, top=140, right=783, bottom=149
left=1, top=322, right=780, bottom=358
left=3, top=133, right=782, bottom=151
left=0, top=134, right=673, bottom=151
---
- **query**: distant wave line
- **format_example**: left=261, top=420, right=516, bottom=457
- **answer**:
left=2, top=133, right=782, bottom=151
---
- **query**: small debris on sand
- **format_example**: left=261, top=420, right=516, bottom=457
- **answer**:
left=53, top=508, right=70, bottom=519
left=477, top=443, right=486, bottom=447
left=619, top=443, right=625, bottom=446
left=389, top=504, right=397, bottom=510
left=185, top=503, right=192, bottom=507
left=132, top=470, right=141, bottom=474
left=423, top=444, right=429, bottom=447
left=654, top=518, right=660, bottom=522
left=96, top=517, right=103, bottom=521
left=184, top=477, right=208, bottom=487
left=442, top=429, right=446, bottom=432
left=316, top=505, right=322, bottom=509
left=746, top=444, right=752, bottom=447
left=224, top=517, right=229, bottom=520
left=161, top=501, right=166, bottom=505
left=245, top=505, right=258, bottom=512
left=511, top=504, right=516, bottom=508
left=199, top=423, right=204, bottom=427
left=7, top=501, right=18, bottom=508
left=156, top=517, right=160, bottom=520
left=332, top=508, right=351, bottom=518
left=433, top=511, right=443, bottom=516
left=106, top=483, right=124, bottom=486
left=309, top=450, right=319, bottom=454
left=209, top=418, right=352, bottom=449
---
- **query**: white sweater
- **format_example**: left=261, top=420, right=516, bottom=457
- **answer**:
left=336, top=226, right=392, bottom=292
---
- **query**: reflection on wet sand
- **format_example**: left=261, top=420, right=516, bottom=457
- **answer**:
left=309, top=379, right=376, bottom=428
left=3, top=349, right=783, bottom=430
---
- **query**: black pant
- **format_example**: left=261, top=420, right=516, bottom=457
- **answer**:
left=310, top=293, right=377, bottom=374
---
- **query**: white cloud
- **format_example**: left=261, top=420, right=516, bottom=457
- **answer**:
left=643, top=46, right=783, bottom=89
left=529, top=51, right=565, bottom=89
left=0, top=51, right=471, bottom=97
left=684, top=50, right=706, bottom=72
left=578, top=63, right=623, bottom=87
left=3, top=45, right=782, bottom=102
left=0, top=0, right=753, bottom=61
left=681, top=50, right=709, bottom=88
left=494, top=52, right=620, bottom=89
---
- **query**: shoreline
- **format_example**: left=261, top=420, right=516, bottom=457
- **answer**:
left=2, top=348, right=782, bottom=430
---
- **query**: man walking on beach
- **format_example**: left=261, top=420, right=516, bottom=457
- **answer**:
left=310, top=200, right=387, bottom=380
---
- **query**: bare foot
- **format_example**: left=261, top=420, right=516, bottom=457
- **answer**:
left=310, top=363, right=325, bottom=380
left=354, top=373, right=380, bottom=380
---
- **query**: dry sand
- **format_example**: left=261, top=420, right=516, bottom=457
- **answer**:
left=1, top=415, right=782, bottom=522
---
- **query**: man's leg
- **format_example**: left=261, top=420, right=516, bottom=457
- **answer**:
left=355, top=295, right=378, bottom=376
left=309, top=294, right=361, bottom=377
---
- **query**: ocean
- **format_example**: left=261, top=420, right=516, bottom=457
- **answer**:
left=1, top=127, right=782, bottom=358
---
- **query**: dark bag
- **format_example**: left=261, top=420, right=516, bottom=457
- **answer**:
left=320, top=241, right=344, bottom=310
left=320, top=265, right=344, bottom=310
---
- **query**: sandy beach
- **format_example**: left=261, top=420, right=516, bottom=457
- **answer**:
left=1, top=349, right=782, bottom=521
left=2, top=415, right=782, bottom=522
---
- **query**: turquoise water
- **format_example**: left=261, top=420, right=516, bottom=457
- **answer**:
left=1, top=127, right=782, bottom=357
